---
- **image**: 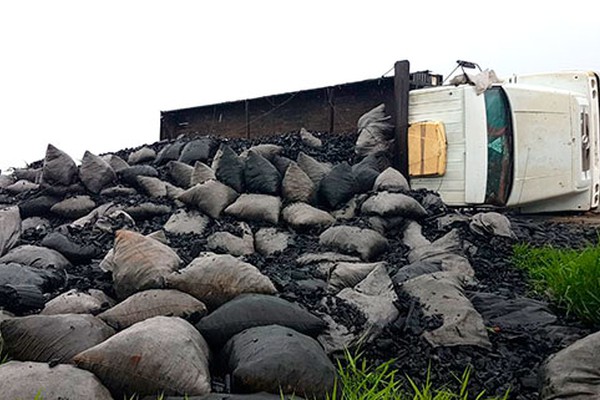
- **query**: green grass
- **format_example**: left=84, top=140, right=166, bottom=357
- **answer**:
left=328, top=349, right=510, bottom=400
left=513, top=242, right=600, bottom=325
left=125, top=394, right=167, bottom=400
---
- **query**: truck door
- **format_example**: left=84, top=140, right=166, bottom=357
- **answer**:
left=409, top=85, right=488, bottom=206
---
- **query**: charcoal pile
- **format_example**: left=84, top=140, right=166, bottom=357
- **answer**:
left=0, top=107, right=599, bottom=399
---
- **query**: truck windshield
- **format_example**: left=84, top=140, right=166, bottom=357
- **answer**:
left=484, top=87, right=513, bottom=206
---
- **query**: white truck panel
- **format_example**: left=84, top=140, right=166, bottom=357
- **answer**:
left=409, top=85, right=487, bottom=205
left=463, top=87, right=488, bottom=204
left=505, top=86, right=572, bottom=204
left=409, top=86, right=483, bottom=205
left=510, top=71, right=600, bottom=210
left=504, top=85, right=590, bottom=211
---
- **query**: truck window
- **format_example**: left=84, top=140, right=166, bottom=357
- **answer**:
left=484, top=87, right=513, bottom=206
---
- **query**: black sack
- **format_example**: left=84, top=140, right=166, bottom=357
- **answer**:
left=222, top=325, right=336, bottom=398
left=18, top=196, right=62, bottom=219
left=118, top=165, right=159, bottom=187
left=0, top=263, right=64, bottom=293
left=155, top=142, right=185, bottom=166
left=212, top=144, right=245, bottom=193
left=0, top=285, right=45, bottom=314
left=196, top=294, right=326, bottom=348
left=352, top=162, right=380, bottom=194
left=318, top=162, right=356, bottom=210
left=244, top=151, right=281, bottom=195
left=179, top=137, right=216, bottom=165
left=41, top=232, right=102, bottom=264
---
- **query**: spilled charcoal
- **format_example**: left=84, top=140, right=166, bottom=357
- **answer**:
left=0, top=126, right=599, bottom=400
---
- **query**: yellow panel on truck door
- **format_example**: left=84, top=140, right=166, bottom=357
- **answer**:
left=408, top=121, right=447, bottom=177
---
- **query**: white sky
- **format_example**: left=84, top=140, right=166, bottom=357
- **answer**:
left=1, top=1, right=599, bottom=171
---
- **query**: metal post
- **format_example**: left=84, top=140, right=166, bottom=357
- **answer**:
left=393, top=60, right=410, bottom=179
left=159, top=112, right=167, bottom=140
left=244, top=100, right=250, bottom=139
left=326, top=87, right=335, bottom=134
left=159, top=111, right=173, bottom=140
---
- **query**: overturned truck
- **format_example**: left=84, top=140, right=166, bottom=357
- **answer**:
left=2, top=89, right=600, bottom=398
left=161, top=61, right=600, bottom=213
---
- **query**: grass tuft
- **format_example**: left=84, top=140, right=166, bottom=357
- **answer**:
left=330, top=349, right=402, bottom=400
left=327, top=349, right=509, bottom=400
left=513, top=242, right=600, bottom=325
left=125, top=394, right=168, bottom=400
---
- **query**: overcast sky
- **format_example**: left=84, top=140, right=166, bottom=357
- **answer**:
left=1, top=1, right=599, bottom=171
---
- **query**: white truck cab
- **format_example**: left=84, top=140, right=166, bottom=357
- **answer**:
left=408, top=71, right=600, bottom=213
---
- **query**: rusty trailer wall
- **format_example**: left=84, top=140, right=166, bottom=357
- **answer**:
left=160, top=77, right=395, bottom=140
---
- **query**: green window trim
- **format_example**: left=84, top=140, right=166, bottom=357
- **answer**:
left=484, top=87, right=514, bottom=206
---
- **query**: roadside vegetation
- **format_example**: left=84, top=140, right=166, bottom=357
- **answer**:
left=513, top=242, right=600, bottom=325
left=329, top=350, right=509, bottom=400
